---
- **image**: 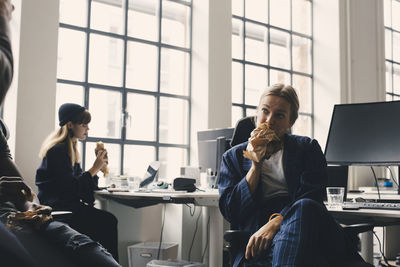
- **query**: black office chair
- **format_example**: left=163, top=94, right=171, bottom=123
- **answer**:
left=222, top=116, right=374, bottom=267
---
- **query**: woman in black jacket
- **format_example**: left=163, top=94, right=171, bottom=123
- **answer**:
left=36, top=103, right=119, bottom=261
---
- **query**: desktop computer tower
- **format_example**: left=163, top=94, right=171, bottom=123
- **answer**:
left=127, top=242, right=178, bottom=267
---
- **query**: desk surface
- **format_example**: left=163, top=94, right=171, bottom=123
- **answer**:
left=95, top=189, right=219, bottom=208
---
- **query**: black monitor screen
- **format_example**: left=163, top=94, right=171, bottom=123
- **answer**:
left=325, top=101, right=400, bottom=165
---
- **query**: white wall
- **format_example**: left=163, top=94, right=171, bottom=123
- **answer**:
left=314, top=0, right=386, bottom=189
left=14, top=0, right=59, bottom=191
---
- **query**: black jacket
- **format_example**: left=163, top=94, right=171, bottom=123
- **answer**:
left=36, top=143, right=99, bottom=211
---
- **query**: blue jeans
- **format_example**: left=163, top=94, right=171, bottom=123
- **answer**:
left=0, top=202, right=120, bottom=267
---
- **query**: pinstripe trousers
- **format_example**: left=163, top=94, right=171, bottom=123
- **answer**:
left=243, top=198, right=360, bottom=267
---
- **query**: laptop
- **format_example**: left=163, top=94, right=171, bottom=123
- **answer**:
left=139, top=161, right=160, bottom=188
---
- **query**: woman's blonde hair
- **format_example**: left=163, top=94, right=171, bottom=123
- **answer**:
left=258, top=83, right=300, bottom=124
left=39, top=110, right=91, bottom=166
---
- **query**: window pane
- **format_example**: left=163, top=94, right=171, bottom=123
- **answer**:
left=245, top=0, right=268, bottom=23
left=128, top=0, right=159, bottom=42
left=59, top=0, right=87, bottom=27
left=386, top=62, right=393, bottom=93
left=386, top=93, right=392, bottom=101
left=293, top=75, right=311, bottom=113
left=159, top=97, right=188, bottom=144
left=232, top=19, right=243, bottom=60
left=245, top=65, right=267, bottom=105
left=245, top=108, right=257, bottom=118
left=161, top=1, right=190, bottom=48
left=245, top=22, right=268, bottom=65
left=88, top=34, right=124, bottom=87
left=57, top=28, right=86, bottom=82
left=385, top=29, right=392, bottom=60
left=293, top=36, right=311, bottom=74
left=89, top=88, right=122, bottom=138
left=393, top=32, right=400, bottom=62
left=292, top=0, right=311, bottom=35
left=232, top=62, right=243, bottom=103
left=393, top=0, right=400, bottom=31
left=159, top=147, right=187, bottom=182
left=270, top=69, right=290, bottom=85
left=91, top=0, right=124, bottom=34
left=126, top=93, right=156, bottom=141
left=232, top=0, right=243, bottom=16
left=270, top=0, right=290, bottom=30
left=270, top=29, right=290, bottom=70
left=394, top=64, right=400, bottom=95
left=86, top=142, right=121, bottom=177
left=384, top=0, right=391, bottom=27
left=160, top=48, right=189, bottom=95
left=124, top=145, right=155, bottom=177
left=126, top=42, right=158, bottom=91
left=55, top=83, right=84, bottom=127
left=291, top=115, right=311, bottom=137
left=232, top=106, right=243, bottom=127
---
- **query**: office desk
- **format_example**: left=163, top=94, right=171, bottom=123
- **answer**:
left=95, top=190, right=222, bottom=267
left=328, top=192, right=400, bottom=263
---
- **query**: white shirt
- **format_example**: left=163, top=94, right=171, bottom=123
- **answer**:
left=260, top=149, right=289, bottom=200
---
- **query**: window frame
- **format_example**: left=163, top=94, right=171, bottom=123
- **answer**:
left=232, top=0, right=314, bottom=137
left=58, top=0, right=193, bottom=177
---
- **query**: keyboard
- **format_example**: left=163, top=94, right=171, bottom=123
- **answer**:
left=342, top=202, right=400, bottom=210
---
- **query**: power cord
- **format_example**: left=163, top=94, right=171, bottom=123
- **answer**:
left=185, top=203, right=196, bottom=217
left=201, top=215, right=211, bottom=262
left=188, top=208, right=202, bottom=261
left=370, top=166, right=381, bottom=200
left=373, top=231, right=396, bottom=267
left=157, top=204, right=166, bottom=260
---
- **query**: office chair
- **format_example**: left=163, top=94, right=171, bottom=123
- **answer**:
left=223, top=116, right=374, bottom=267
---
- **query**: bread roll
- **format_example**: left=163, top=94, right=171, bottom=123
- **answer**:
left=96, top=141, right=109, bottom=177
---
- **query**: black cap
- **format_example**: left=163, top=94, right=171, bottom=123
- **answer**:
left=58, top=103, right=85, bottom=126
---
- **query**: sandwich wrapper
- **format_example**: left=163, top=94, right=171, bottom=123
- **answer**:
left=243, top=123, right=282, bottom=162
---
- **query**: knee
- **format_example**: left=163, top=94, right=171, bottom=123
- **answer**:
left=286, top=198, right=325, bottom=219
left=292, top=198, right=322, bottom=211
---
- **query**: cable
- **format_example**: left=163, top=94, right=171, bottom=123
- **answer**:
left=185, top=204, right=196, bottom=217
left=373, top=231, right=395, bottom=267
left=370, top=166, right=381, bottom=200
left=157, top=204, right=166, bottom=260
left=201, top=215, right=211, bottom=262
left=195, top=187, right=205, bottom=192
left=188, top=208, right=202, bottom=261
left=386, top=166, right=399, bottom=187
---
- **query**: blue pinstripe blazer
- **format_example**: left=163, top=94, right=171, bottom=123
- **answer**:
left=218, top=133, right=327, bottom=242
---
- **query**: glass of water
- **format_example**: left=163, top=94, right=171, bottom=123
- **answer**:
left=326, top=187, right=345, bottom=209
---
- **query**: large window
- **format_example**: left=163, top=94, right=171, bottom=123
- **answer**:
left=57, top=0, right=192, bottom=181
left=384, top=0, right=400, bottom=101
left=231, top=0, right=313, bottom=137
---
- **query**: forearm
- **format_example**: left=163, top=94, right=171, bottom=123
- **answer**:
left=246, top=162, right=261, bottom=195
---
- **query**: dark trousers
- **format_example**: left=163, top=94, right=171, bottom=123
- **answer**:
left=66, top=204, right=119, bottom=261
left=243, top=198, right=362, bottom=267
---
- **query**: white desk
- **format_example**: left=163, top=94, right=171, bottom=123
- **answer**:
left=95, top=190, right=222, bottom=267
left=328, top=192, right=400, bottom=263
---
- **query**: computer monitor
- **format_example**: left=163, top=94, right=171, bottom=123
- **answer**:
left=197, top=127, right=234, bottom=175
left=325, top=101, right=400, bottom=166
